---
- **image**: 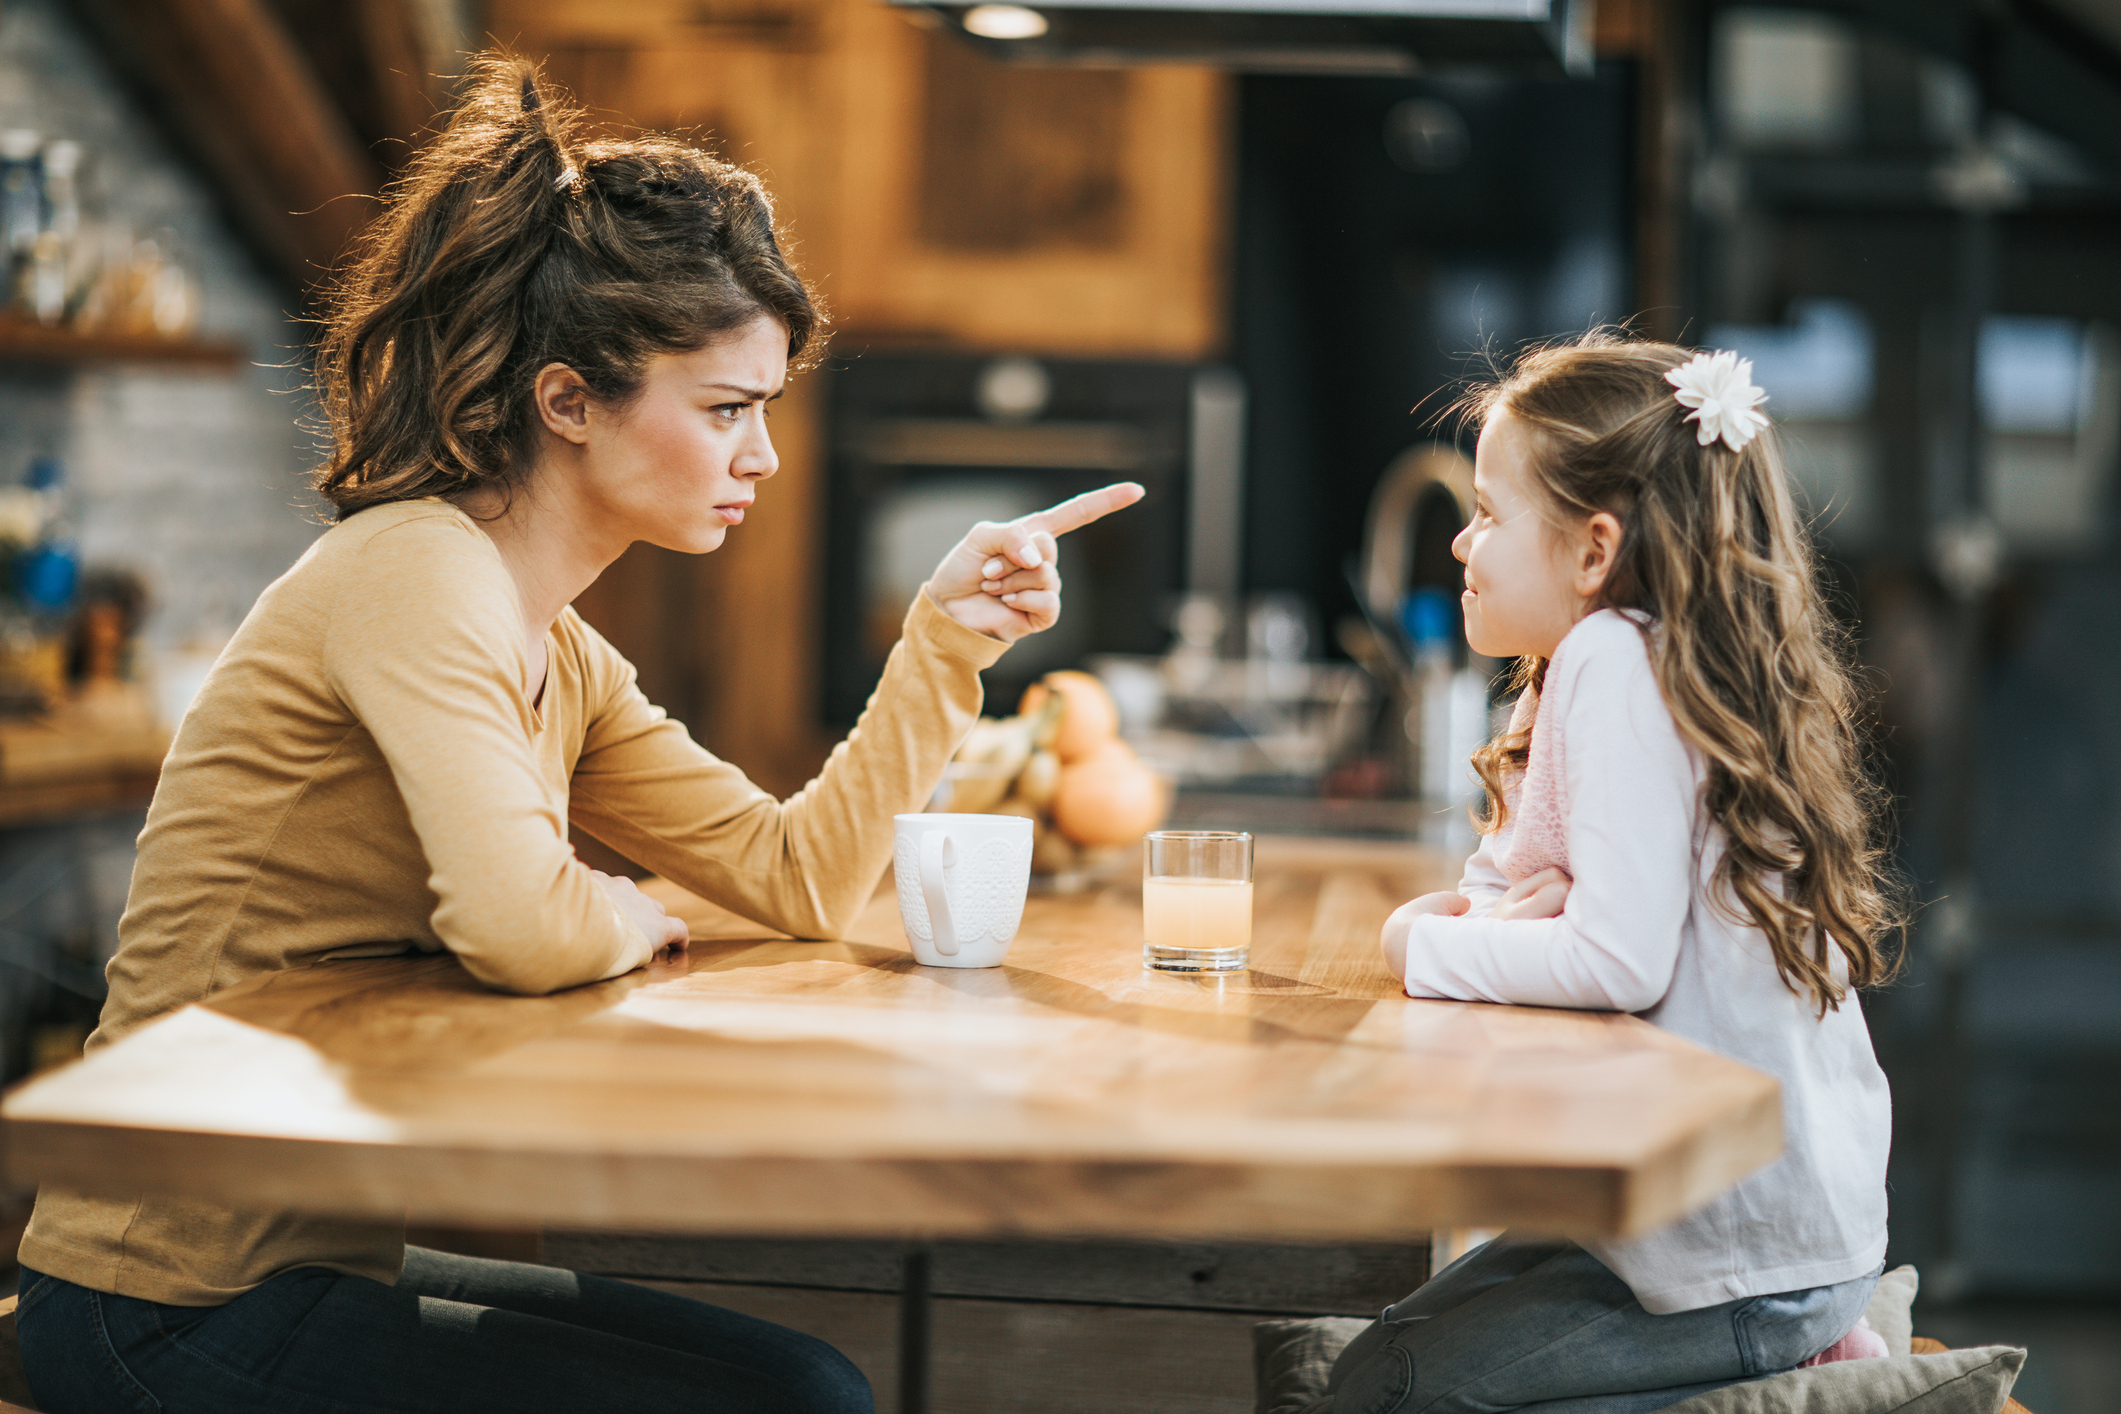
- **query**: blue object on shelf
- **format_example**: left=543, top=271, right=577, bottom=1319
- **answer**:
left=17, top=540, right=77, bottom=612
left=1401, top=587, right=1456, bottom=650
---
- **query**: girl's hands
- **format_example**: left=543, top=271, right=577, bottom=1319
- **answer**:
left=1492, top=867, right=1571, bottom=922
left=925, top=483, right=1146, bottom=643
left=1378, top=870, right=1573, bottom=982
left=1381, top=890, right=1470, bottom=980
left=593, top=869, right=689, bottom=957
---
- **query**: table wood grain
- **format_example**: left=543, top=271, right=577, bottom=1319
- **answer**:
left=0, top=837, right=1780, bottom=1242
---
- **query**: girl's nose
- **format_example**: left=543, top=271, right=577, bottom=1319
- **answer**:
left=1451, top=522, right=1472, bottom=563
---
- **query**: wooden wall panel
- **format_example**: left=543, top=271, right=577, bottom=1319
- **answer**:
left=831, top=2, right=1230, bottom=354
left=917, top=35, right=1130, bottom=252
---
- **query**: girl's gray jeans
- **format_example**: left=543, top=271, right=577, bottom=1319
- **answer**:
left=1320, top=1236, right=1882, bottom=1414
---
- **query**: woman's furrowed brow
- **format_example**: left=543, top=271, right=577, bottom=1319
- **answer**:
left=700, top=382, right=784, bottom=400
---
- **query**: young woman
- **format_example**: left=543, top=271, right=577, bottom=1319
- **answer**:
left=14, top=57, right=1138, bottom=1414
left=1351, top=334, right=1903, bottom=1413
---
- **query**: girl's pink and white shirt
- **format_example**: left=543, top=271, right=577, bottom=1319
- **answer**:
left=1490, top=665, right=1568, bottom=885
left=1403, top=609, right=1891, bottom=1316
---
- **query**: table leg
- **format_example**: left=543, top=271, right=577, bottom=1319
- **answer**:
left=898, top=1243, right=933, bottom=1414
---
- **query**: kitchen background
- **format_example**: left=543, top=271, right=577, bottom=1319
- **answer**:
left=0, top=0, right=2116, bottom=1409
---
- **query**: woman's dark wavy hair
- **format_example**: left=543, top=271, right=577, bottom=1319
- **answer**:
left=1459, top=331, right=1905, bottom=1013
left=314, top=55, right=822, bottom=517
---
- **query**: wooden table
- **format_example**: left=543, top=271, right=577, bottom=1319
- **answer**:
left=1, top=836, right=1780, bottom=1244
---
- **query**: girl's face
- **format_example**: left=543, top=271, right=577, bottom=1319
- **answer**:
left=572, top=313, right=788, bottom=556
left=1452, top=409, right=1593, bottom=660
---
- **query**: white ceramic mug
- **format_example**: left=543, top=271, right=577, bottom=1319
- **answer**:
left=891, top=812, right=1034, bottom=968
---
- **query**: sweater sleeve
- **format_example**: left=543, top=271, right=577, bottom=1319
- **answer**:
left=566, top=590, right=1009, bottom=939
left=1403, top=623, right=1699, bottom=1011
left=322, top=516, right=655, bottom=995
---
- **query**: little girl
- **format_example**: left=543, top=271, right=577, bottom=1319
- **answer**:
left=1338, top=334, right=1902, bottom=1414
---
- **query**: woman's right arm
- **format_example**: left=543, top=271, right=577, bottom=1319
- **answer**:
left=565, top=590, right=1006, bottom=939
left=567, top=486, right=1139, bottom=938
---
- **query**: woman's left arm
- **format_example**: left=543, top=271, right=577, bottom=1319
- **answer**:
left=568, top=485, right=1142, bottom=938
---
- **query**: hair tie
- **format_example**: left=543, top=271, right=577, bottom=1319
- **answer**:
left=1665, top=350, right=1769, bottom=451
left=555, top=166, right=579, bottom=192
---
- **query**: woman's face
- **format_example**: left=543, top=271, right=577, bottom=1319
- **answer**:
left=1452, top=409, right=1587, bottom=660
left=571, top=313, right=789, bottom=556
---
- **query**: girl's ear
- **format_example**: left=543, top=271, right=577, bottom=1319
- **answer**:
left=533, top=362, right=594, bottom=444
left=1574, top=511, right=1624, bottom=600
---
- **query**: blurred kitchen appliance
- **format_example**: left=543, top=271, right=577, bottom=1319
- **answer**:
left=893, top=0, right=1595, bottom=76
left=1354, top=442, right=1490, bottom=822
left=820, top=353, right=1212, bottom=725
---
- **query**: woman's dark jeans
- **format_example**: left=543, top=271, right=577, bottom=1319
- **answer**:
left=15, top=1245, right=873, bottom=1414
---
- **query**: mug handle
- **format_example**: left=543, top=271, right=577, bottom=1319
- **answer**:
left=919, top=829, right=958, bottom=956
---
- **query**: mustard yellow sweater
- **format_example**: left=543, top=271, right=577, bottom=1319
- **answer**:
left=19, top=499, right=1005, bottom=1304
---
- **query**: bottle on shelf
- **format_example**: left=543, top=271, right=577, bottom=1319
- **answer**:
left=0, top=457, right=75, bottom=712
left=17, top=456, right=79, bottom=618
left=1402, top=587, right=1490, bottom=843
left=1, top=129, right=43, bottom=311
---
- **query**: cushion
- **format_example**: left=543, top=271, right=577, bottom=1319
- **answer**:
left=1659, top=1346, right=2024, bottom=1414
left=1911, top=1342, right=2031, bottom=1414
left=1251, top=1316, right=1369, bottom=1414
left=1250, top=1298, right=2027, bottom=1414
left=1865, top=1266, right=1920, bottom=1359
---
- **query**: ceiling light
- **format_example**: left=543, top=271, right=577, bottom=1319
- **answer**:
left=962, top=4, right=1050, bottom=39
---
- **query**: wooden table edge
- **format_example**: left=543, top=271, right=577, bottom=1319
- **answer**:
left=2, top=1116, right=1710, bottom=1242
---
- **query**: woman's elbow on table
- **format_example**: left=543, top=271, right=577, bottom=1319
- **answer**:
left=434, top=901, right=655, bottom=996
left=757, top=893, right=853, bottom=945
left=733, top=852, right=873, bottom=942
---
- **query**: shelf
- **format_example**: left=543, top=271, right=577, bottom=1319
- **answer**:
left=0, top=319, right=245, bottom=370
left=0, top=770, right=158, bottom=829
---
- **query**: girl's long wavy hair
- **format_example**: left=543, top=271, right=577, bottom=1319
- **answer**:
left=313, top=55, right=822, bottom=517
left=1461, top=332, right=1903, bottom=1012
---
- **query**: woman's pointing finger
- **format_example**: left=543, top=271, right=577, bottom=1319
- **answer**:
left=1022, top=482, right=1146, bottom=539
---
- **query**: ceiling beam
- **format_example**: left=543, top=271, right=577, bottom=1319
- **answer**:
left=66, top=0, right=385, bottom=296
left=1803, top=0, right=2121, bottom=176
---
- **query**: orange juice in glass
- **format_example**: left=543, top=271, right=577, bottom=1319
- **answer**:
left=1142, top=830, right=1252, bottom=972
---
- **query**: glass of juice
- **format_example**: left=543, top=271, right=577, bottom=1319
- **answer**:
left=1142, top=830, right=1253, bottom=973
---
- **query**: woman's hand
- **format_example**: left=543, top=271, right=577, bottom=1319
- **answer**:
left=1491, top=867, right=1571, bottom=922
left=593, top=869, right=689, bottom=957
left=1381, top=890, right=1470, bottom=980
left=925, top=483, right=1146, bottom=643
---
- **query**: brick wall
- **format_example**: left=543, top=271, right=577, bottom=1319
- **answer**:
left=0, top=0, right=324, bottom=656
left=0, top=0, right=326, bottom=1070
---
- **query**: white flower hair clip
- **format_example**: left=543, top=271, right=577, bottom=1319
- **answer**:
left=1665, top=350, right=1770, bottom=452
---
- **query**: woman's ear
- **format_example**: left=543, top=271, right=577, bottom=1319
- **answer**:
left=1574, top=511, right=1624, bottom=600
left=533, top=363, right=594, bottom=444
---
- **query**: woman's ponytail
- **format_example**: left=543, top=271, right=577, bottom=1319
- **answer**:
left=314, top=55, right=821, bottom=518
